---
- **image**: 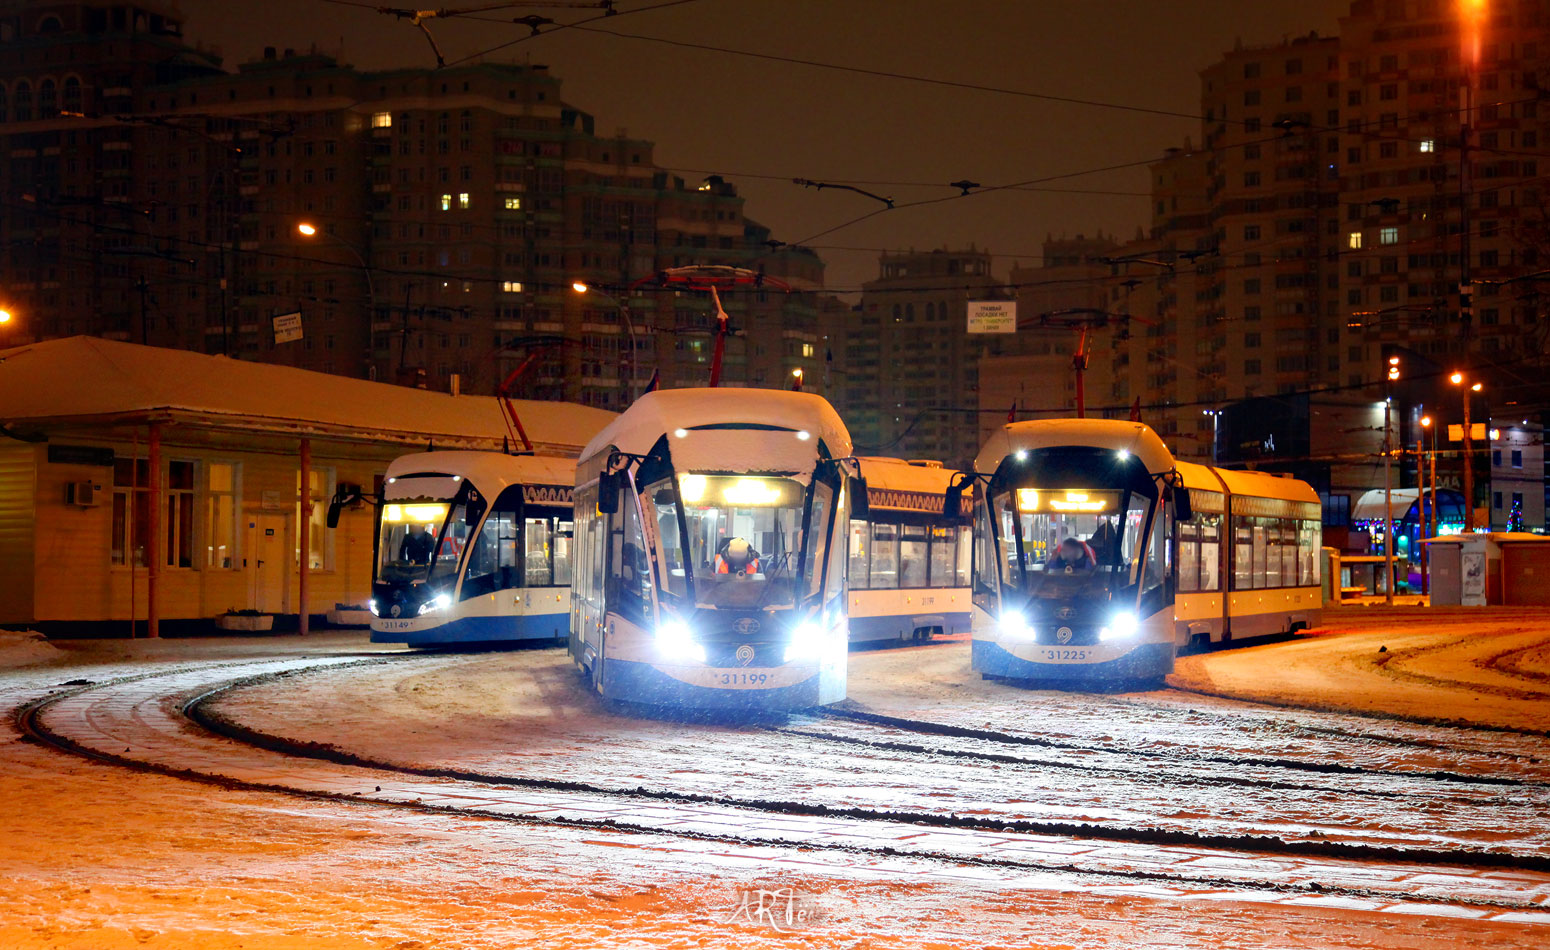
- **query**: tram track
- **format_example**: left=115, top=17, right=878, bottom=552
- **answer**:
left=13, top=653, right=1550, bottom=919
left=819, top=706, right=1550, bottom=789
left=176, top=660, right=1550, bottom=871
left=772, top=722, right=1520, bottom=805
left=1086, top=691, right=1548, bottom=765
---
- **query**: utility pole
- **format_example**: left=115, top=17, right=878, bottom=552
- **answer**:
left=1384, top=397, right=1395, bottom=606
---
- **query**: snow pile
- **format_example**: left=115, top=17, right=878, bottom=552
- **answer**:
left=0, top=630, right=57, bottom=668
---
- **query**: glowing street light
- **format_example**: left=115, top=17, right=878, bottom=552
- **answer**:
left=571, top=281, right=590, bottom=294
left=790, top=367, right=804, bottom=392
left=296, top=222, right=318, bottom=236
left=0, top=309, right=11, bottom=324
left=1450, top=371, right=1484, bottom=531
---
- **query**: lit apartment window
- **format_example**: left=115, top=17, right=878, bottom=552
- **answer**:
left=458, top=193, right=470, bottom=209
left=1348, top=231, right=1363, bottom=249
left=440, top=193, right=452, bottom=211
left=371, top=112, right=392, bottom=128
left=502, top=280, right=523, bottom=293
left=802, top=343, right=815, bottom=358
left=1419, top=139, right=1435, bottom=153
left=1379, top=226, right=1399, bottom=245
left=504, top=196, right=522, bottom=210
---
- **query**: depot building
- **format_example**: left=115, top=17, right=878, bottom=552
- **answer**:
left=0, top=337, right=613, bottom=636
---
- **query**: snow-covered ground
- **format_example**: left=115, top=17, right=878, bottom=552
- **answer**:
left=3, top=615, right=1550, bottom=948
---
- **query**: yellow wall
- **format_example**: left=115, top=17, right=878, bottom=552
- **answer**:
left=0, top=444, right=38, bottom=625
left=26, top=436, right=391, bottom=623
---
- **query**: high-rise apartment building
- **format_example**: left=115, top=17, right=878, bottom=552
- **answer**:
left=0, top=1, right=829, bottom=409
left=838, top=247, right=1001, bottom=466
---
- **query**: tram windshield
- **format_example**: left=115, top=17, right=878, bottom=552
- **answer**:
left=991, top=486, right=1159, bottom=600
left=647, top=473, right=828, bottom=610
left=376, top=500, right=471, bottom=588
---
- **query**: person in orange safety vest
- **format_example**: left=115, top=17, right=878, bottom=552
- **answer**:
left=714, top=537, right=760, bottom=575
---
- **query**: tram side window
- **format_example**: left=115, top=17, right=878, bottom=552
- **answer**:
left=609, top=486, right=653, bottom=620
left=523, top=509, right=573, bottom=588
left=870, top=523, right=900, bottom=589
left=1298, top=519, right=1321, bottom=585
left=644, top=477, right=687, bottom=599
left=804, top=480, right=835, bottom=599
left=553, top=519, right=574, bottom=587
left=1199, top=515, right=1221, bottom=592
left=928, top=526, right=954, bottom=588
left=1233, top=520, right=1253, bottom=591
left=1143, top=504, right=1168, bottom=594
left=1280, top=518, right=1299, bottom=588
left=525, top=518, right=552, bottom=586
left=1176, top=513, right=1224, bottom=593
left=973, top=498, right=999, bottom=604
left=1264, top=519, right=1283, bottom=588
left=956, top=525, right=972, bottom=587
left=461, top=492, right=520, bottom=600
left=847, top=519, right=871, bottom=590
left=899, top=525, right=928, bottom=588
left=1178, top=521, right=1200, bottom=593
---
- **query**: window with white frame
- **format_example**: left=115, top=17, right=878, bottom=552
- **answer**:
left=206, top=462, right=240, bottom=569
left=167, top=460, right=195, bottom=568
left=295, top=467, right=336, bottom=570
left=111, top=458, right=150, bottom=567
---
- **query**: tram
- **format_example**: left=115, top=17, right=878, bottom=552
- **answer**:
left=963, top=419, right=1321, bottom=685
left=571, top=388, right=856, bottom=710
left=365, top=451, right=576, bottom=646
left=846, top=457, right=972, bottom=642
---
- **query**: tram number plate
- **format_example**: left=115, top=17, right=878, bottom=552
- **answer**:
left=1037, top=647, right=1092, bottom=661
left=714, top=672, right=771, bottom=687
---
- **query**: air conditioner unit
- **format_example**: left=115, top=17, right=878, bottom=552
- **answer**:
left=66, top=481, right=101, bottom=507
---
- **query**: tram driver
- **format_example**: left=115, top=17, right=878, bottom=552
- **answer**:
left=400, top=523, right=436, bottom=565
left=1045, top=536, right=1097, bottom=574
left=715, top=537, right=761, bottom=576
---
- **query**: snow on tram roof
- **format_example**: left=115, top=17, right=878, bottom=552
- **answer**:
left=581, top=388, right=853, bottom=462
left=855, top=457, right=959, bottom=496
left=976, top=419, right=1175, bottom=475
left=385, top=451, right=576, bottom=495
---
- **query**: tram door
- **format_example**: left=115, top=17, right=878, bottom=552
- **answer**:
left=249, top=514, right=287, bottom=614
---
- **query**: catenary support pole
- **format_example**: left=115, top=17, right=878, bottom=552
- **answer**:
left=299, top=438, right=311, bottom=636
left=147, top=422, right=162, bottom=638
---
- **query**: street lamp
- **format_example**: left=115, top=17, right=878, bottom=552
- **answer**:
left=571, top=281, right=639, bottom=402
left=790, top=367, right=804, bottom=392
left=0, top=309, right=11, bottom=324
left=1450, top=370, right=1483, bottom=531
left=296, top=221, right=378, bottom=360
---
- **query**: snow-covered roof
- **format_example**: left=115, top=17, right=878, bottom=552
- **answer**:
left=856, top=457, right=958, bottom=495
left=1352, top=487, right=1467, bottom=523
left=387, top=451, right=576, bottom=487
left=580, top=388, right=853, bottom=472
left=1214, top=467, right=1321, bottom=505
left=975, top=418, right=1175, bottom=475
left=0, top=336, right=614, bottom=454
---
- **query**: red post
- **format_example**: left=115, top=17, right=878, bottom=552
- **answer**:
left=708, top=286, right=727, bottom=387
left=146, top=423, right=162, bottom=639
left=1073, top=326, right=1090, bottom=418
left=299, top=438, right=311, bottom=636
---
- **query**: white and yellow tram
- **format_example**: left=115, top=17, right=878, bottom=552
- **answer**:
left=965, top=419, right=1321, bottom=685
left=846, top=457, right=972, bottom=642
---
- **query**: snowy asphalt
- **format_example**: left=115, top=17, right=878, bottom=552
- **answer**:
left=11, top=631, right=1550, bottom=931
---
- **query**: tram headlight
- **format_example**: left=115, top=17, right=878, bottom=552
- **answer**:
left=1098, top=611, right=1139, bottom=642
left=418, top=593, right=451, bottom=616
left=654, top=620, right=706, bottom=664
left=998, top=610, right=1036, bottom=641
left=784, top=621, right=825, bottom=663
